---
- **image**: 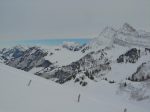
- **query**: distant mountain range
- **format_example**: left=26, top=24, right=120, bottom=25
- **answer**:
left=1, top=23, right=150, bottom=101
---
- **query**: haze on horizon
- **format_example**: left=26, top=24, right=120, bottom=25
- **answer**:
left=0, top=0, right=150, bottom=40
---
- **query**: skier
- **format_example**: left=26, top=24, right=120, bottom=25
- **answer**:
left=78, top=94, right=81, bottom=102
left=27, top=80, right=32, bottom=86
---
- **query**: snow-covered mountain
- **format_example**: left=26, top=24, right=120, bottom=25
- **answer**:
left=129, top=61, right=150, bottom=81
left=83, top=23, right=150, bottom=53
left=0, top=23, right=150, bottom=112
left=62, top=41, right=84, bottom=51
left=0, top=45, right=26, bottom=62
left=1, top=23, right=150, bottom=84
left=0, top=46, right=50, bottom=71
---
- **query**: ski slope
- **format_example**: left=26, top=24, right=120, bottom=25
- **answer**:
left=0, top=63, right=149, bottom=112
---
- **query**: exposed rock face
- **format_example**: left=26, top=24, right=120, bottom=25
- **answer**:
left=0, top=46, right=25, bottom=61
left=117, top=48, right=140, bottom=63
left=0, top=46, right=50, bottom=71
left=37, top=60, right=52, bottom=68
left=37, top=49, right=111, bottom=84
left=129, top=62, right=150, bottom=81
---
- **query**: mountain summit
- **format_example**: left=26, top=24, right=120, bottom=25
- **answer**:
left=121, top=23, right=136, bottom=33
left=86, top=23, right=150, bottom=51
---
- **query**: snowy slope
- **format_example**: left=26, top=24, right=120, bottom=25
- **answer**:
left=43, top=46, right=84, bottom=66
left=0, top=63, right=150, bottom=112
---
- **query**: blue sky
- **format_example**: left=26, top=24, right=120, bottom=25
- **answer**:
left=0, top=38, right=90, bottom=48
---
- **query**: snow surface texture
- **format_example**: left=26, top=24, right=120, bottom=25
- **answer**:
left=44, top=46, right=84, bottom=66
left=0, top=63, right=150, bottom=112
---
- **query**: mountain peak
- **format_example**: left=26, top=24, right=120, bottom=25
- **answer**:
left=87, top=27, right=116, bottom=49
left=121, top=23, right=136, bottom=33
left=99, top=27, right=116, bottom=36
left=62, top=41, right=83, bottom=51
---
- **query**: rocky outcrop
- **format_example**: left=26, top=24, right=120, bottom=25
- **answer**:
left=37, top=49, right=111, bottom=84
left=117, top=48, right=140, bottom=63
left=128, top=62, right=150, bottom=81
left=0, top=46, right=25, bottom=61
left=0, top=46, right=50, bottom=71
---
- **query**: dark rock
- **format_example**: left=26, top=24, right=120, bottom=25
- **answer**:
left=117, top=48, right=140, bottom=63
